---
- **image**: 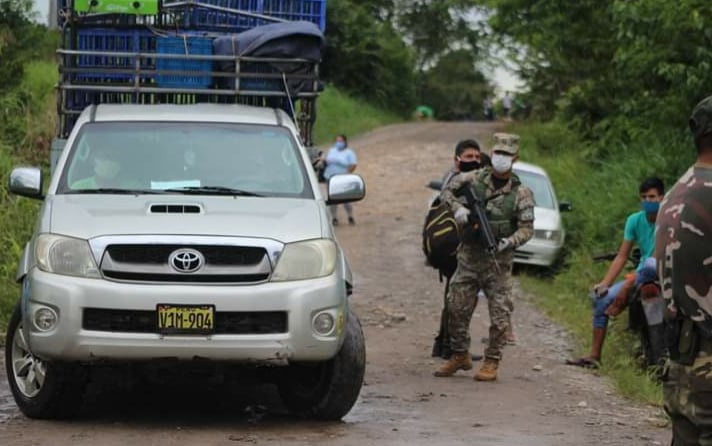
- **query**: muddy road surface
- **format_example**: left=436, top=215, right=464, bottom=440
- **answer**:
left=0, top=121, right=669, bottom=445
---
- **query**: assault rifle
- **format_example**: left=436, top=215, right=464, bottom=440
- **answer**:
left=460, top=184, right=500, bottom=273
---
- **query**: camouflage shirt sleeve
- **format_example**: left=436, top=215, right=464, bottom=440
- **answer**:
left=655, top=165, right=712, bottom=326
left=508, top=184, right=535, bottom=248
left=440, top=170, right=477, bottom=211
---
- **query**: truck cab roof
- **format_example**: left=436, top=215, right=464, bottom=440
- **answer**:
left=78, top=103, right=292, bottom=127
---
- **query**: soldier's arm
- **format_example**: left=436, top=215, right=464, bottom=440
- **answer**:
left=440, top=171, right=474, bottom=211
left=508, top=185, right=535, bottom=247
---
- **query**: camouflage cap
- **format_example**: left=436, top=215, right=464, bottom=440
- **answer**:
left=689, top=95, right=712, bottom=139
left=491, top=132, right=520, bottom=156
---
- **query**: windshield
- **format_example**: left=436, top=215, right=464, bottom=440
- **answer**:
left=57, top=122, right=312, bottom=198
left=514, top=169, right=556, bottom=210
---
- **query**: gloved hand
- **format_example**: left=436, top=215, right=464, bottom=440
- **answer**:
left=454, top=207, right=470, bottom=225
left=497, top=238, right=513, bottom=253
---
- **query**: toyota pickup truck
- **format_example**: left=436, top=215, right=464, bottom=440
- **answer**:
left=5, top=0, right=366, bottom=421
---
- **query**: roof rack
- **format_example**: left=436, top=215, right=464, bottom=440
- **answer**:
left=57, top=48, right=321, bottom=146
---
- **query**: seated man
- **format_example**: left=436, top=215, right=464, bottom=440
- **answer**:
left=71, top=143, right=138, bottom=190
left=567, top=177, right=664, bottom=368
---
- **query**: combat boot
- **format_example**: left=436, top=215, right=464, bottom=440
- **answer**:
left=433, top=351, right=473, bottom=377
left=474, top=358, right=499, bottom=381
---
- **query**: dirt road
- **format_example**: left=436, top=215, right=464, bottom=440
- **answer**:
left=0, top=121, right=670, bottom=445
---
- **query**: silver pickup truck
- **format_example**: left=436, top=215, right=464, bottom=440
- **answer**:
left=6, top=103, right=366, bottom=420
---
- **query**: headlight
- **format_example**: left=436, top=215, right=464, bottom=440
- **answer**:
left=534, top=229, right=564, bottom=243
left=35, top=234, right=101, bottom=278
left=271, top=239, right=337, bottom=281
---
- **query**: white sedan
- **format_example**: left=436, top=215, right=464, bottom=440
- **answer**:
left=512, top=161, right=572, bottom=267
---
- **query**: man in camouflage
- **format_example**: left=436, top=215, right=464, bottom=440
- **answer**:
left=434, top=132, right=535, bottom=381
left=655, top=95, right=712, bottom=445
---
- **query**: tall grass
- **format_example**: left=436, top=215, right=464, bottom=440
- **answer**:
left=313, top=86, right=402, bottom=145
left=514, top=121, right=696, bottom=405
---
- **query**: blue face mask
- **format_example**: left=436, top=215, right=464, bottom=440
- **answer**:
left=335, top=141, right=346, bottom=150
left=642, top=201, right=660, bottom=214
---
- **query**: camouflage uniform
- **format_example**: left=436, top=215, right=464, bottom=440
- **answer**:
left=440, top=133, right=535, bottom=361
left=655, top=96, right=712, bottom=445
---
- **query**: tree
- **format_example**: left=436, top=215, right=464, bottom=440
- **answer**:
left=321, top=0, right=416, bottom=114
left=420, top=49, right=492, bottom=120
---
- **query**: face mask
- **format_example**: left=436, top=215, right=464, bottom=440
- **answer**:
left=642, top=201, right=660, bottom=214
left=459, top=160, right=481, bottom=172
left=491, top=153, right=513, bottom=174
left=335, top=141, right=346, bottom=150
left=94, top=159, right=120, bottom=180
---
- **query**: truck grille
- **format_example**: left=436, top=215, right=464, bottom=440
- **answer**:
left=100, top=244, right=271, bottom=283
left=106, top=245, right=265, bottom=266
left=83, top=308, right=288, bottom=334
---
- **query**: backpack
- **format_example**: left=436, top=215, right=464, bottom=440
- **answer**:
left=422, top=197, right=460, bottom=279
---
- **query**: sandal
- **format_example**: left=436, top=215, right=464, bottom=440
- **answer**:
left=565, top=357, right=600, bottom=369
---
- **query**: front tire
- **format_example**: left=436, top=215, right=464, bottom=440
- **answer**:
left=278, top=309, right=366, bottom=420
left=5, top=301, right=87, bottom=419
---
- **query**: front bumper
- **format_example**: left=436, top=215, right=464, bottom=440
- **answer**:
left=22, top=268, right=348, bottom=364
left=514, top=238, right=563, bottom=267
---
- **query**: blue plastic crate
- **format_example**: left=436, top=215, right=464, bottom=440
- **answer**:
left=188, top=0, right=326, bottom=32
left=263, top=0, right=326, bottom=30
left=74, top=28, right=156, bottom=82
left=156, top=36, right=213, bottom=88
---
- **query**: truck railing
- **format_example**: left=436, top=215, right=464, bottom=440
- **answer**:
left=56, top=49, right=321, bottom=146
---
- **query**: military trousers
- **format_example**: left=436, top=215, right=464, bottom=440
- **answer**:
left=446, top=248, right=513, bottom=360
left=664, top=353, right=712, bottom=445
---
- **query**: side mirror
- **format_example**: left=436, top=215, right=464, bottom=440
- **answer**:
left=559, top=201, right=573, bottom=212
left=427, top=179, right=443, bottom=191
left=9, top=167, right=44, bottom=199
left=326, top=174, right=365, bottom=205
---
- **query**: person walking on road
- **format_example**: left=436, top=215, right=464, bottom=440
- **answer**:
left=655, top=95, right=712, bottom=445
left=502, top=92, right=512, bottom=120
left=434, top=132, right=535, bottom=381
left=323, top=134, right=358, bottom=225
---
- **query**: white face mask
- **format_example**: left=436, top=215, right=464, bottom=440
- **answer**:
left=491, top=153, right=513, bottom=174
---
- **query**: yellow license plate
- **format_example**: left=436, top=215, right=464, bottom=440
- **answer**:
left=157, top=304, right=215, bottom=334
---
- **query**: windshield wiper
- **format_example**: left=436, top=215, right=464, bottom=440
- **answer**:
left=66, top=188, right=168, bottom=195
left=163, top=186, right=263, bottom=197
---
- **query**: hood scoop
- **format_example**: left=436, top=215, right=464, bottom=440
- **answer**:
left=150, top=204, right=203, bottom=214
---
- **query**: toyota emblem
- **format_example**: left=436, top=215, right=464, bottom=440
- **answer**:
left=169, top=248, right=204, bottom=273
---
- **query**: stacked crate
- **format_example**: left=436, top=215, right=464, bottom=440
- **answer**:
left=57, top=0, right=326, bottom=139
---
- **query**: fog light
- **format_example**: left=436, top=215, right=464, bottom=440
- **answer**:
left=313, top=312, right=335, bottom=335
left=34, top=307, right=58, bottom=332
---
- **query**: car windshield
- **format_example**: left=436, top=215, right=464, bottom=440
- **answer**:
left=514, top=169, right=556, bottom=210
left=57, top=122, right=312, bottom=198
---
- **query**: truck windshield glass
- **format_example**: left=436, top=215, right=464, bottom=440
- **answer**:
left=57, top=122, right=312, bottom=198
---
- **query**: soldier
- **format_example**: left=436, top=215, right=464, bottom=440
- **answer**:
left=434, top=132, right=535, bottom=381
left=655, top=95, right=712, bottom=445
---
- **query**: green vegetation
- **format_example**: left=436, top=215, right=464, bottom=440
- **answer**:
left=312, top=87, right=401, bottom=145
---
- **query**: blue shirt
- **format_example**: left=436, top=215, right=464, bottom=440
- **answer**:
left=323, top=146, right=357, bottom=179
left=623, top=210, right=656, bottom=270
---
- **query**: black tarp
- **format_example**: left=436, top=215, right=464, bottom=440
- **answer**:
left=213, top=20, right=324, bottom=97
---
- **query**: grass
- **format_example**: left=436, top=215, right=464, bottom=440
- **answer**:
left=511, top=121, right=696, bottom=406
left=312, top=86, right=402, bottom=145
